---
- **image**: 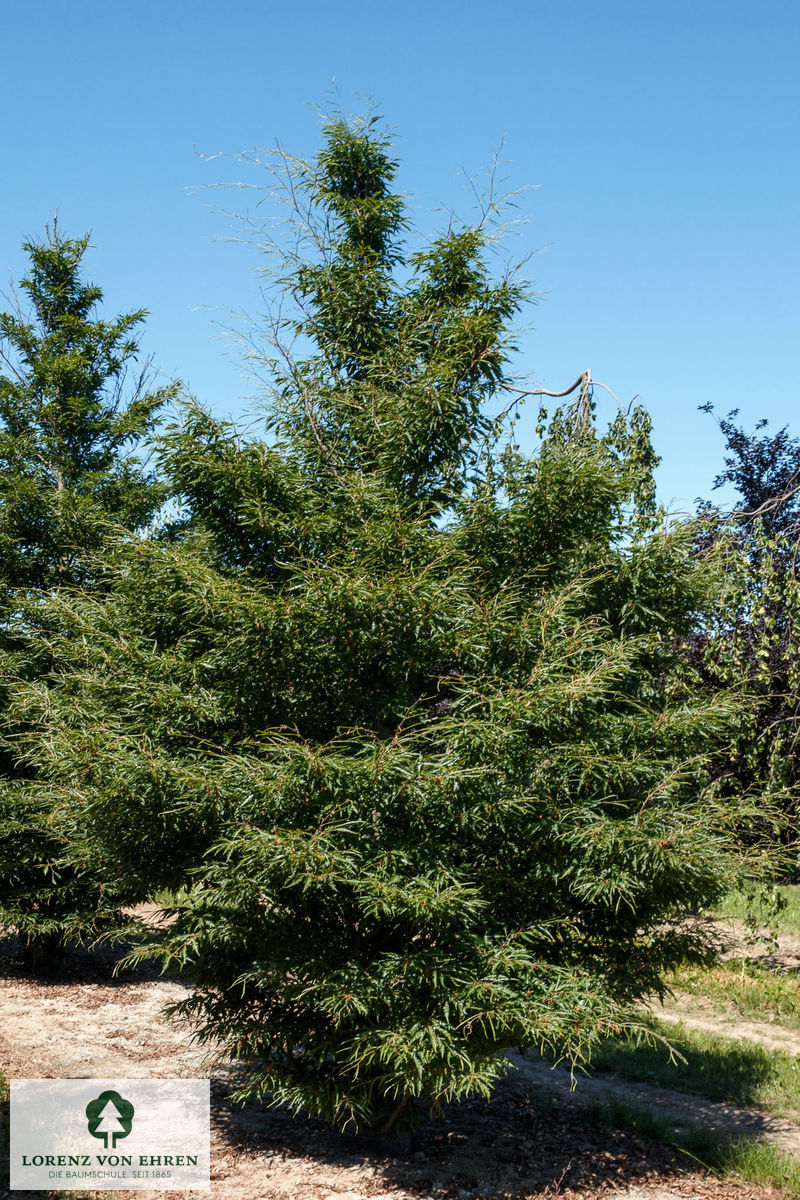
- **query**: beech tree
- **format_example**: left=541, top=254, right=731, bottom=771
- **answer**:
left=11, top=115, right=763, bottom=1126
left=0, top=225, right=176, bottom=953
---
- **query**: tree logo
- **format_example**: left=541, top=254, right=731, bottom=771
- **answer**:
left=85, top=1090, right=135, bottom=1149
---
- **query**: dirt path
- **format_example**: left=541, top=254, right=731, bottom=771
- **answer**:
left=511, top=1056, right=800, bottom=1155
left=727, top=921, right=800, bottom=970
left=0, top=953, right=797, bottom=1200
left=687, top=917, right=800, bottom=973
left=654, top=1004, right=800, bottom=1058
left=0, top=972, right=204, bottom=1078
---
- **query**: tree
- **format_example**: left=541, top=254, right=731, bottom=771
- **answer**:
left=693, top=406, right=800, bottom=859
left=12, top=114, right=762, bottom=1127
left=0, top=223, right=177, bottom=955
left=700, top=406, right=800, bottom=543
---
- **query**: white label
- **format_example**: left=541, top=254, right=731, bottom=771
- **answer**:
left=11, top=1079, right=210, bottom=1190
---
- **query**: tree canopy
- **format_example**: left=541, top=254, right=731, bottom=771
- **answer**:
left=693, top=406, right=800, bottom=855
left=0, top=225, right=176, bottom=951
left=1, top=116, right=769, bottom=1128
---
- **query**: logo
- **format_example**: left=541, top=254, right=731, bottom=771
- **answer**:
left=11, top=1079, right=209, bottom=1190
left=85, top=1090, right=135, bottom=1150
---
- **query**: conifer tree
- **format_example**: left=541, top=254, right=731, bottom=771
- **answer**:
left=12, top=116, right=763, bottom=1123
left=0, top=224, right=176, bottom=954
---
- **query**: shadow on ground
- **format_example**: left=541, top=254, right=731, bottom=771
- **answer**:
left=590, top=1026, right=793, bottom=1111
left=209, top=1073, right=716, bottom=1200
left=0, top=925, right=178, bottom=987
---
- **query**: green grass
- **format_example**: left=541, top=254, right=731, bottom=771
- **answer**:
left=666, top=958, right=800, bottom=1028
left=710, top=885, right=800, bottom=934
left=591, top=1020, right=800, bottom=1120
left=584, top=1097, right=800, bottom=1198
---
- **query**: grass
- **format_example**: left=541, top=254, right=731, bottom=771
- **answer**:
left=148, top=886, right=193, bottom=908
left=666, top=958, right=800, bottom=1028
left=591, top=1020, right=800, bottom=1120
left=710, top=884, right=800, bottom=934
left=584, top=1097, right=800, bottom=1198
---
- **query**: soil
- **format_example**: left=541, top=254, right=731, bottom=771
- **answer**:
left=705, top=919, right=800, bottom=975
left=655, top=1004, right=800, bottom=1059
left=0, top=919, right=798, bottom=1200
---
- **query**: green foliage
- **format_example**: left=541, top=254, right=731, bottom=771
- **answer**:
left=0, top=224, right=176, bottom=952
left=0, top=226, right=172, bottom=589
left=691, top=518, right=800, bottom=855
left=9, top=113, right=764, bottom=1128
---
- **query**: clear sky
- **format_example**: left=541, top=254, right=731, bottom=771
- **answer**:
left=2, top=0, right=798, bottom=512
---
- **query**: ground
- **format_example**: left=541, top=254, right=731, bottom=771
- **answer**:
left=1, top=913, right=798, bottom=1200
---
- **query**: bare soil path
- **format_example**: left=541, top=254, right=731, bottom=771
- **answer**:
left=511, top=1057, right=800, bottom=1156
left=654, top=1005, right=800, bottom=1059
left=686, top=918, right=800, bottom=974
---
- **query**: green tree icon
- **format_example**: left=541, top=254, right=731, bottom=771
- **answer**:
left=86, top=1090, right=134, bottom=1149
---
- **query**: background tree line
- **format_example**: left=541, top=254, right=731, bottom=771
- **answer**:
left=0, top=111, right=796, bottom=1132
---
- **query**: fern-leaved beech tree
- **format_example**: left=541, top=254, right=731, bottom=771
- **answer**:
left=11, top=115, right=767, bottom=1126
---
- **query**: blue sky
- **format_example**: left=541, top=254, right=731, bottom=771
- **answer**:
left=2, top=0, right=798, bottom=511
